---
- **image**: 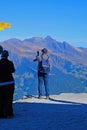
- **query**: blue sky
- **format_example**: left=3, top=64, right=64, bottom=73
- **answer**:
left=0, top=0, right=87, bottom=47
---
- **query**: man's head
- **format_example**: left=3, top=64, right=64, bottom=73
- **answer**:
left=1, top=50, right=9, bottom=59
left=41, top=48, right=48, bottom=54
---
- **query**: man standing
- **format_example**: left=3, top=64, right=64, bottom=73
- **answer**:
left=0, top=45, right=3, bottom=54
left=0, top=50, right=15, bottom=118
left=34, top=48, right=51, bottom=99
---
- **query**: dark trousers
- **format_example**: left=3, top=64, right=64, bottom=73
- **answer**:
left=0, top=84, right=14, bottom=116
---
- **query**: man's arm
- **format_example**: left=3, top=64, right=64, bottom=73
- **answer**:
left=33, top=51, right=41, bottom=62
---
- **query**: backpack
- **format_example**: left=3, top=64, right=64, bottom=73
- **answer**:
left=38, top=55, right=50, bottom=73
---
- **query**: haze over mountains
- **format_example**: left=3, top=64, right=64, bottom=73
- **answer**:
left=0, top=36, right=87, bottom=100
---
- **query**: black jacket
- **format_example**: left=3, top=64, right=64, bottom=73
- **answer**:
left=0, top=58, right=15, bottom=84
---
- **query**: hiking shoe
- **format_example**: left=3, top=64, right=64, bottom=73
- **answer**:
left=38, top=96, right=41, bottom=99
left=46, top=96, right=50, bottom=99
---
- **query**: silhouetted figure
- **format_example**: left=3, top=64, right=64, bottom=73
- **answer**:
left=0, top=45, right=3, bottom=54
left=34, top=48, right=51, bottom=99
left=0, top=50, right=15, bottom=118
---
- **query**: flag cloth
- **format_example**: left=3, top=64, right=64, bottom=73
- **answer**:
left=0, top=22, right=11, bottom=30
left=4, top=22, right=11, bottom=28
left=0, top=26, right=4, bottom=30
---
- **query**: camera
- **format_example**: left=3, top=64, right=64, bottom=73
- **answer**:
left=37, top=51, right=39, bottom=56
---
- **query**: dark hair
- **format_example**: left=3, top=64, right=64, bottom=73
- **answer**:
left=1, top=50, right=9, bottom=58
left=41, top=48, right=48, bottom=53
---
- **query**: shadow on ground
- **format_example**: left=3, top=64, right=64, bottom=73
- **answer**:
left=0, top=98, right=87, bottom=130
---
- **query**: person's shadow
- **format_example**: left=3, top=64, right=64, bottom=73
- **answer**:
left=49, top=97, right=81, bottom=105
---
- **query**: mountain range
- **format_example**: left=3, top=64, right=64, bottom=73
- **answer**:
left=0, top=36, right=87, bottom=100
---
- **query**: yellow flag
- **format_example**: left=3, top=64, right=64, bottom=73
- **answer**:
left=0, top=22, right=5, bottom=27
left=0, top=22, right=11, bottom=30
left=4, top=22, right=11, bottom=28
left=0, top=26, right=4, bottom=30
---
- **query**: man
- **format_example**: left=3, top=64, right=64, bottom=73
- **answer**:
left=34, top=48, right=51, bottom=99
left=0, top=45, right=3, bottom=54
left=0, top=50, right=15, bottom=118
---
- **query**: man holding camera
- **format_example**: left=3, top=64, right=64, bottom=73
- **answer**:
left=34, top=48, right=51, bottom=99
